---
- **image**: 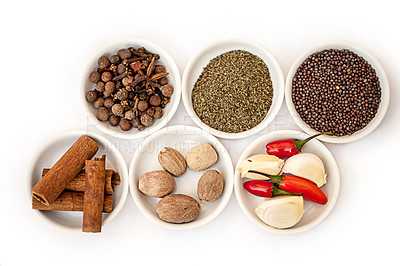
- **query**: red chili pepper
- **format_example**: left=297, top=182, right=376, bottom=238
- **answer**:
left=248, top=171, right=328, bottom=205
left=265, top=132, right=331, bottom=158
left=243, top=180, right=301, bottom=198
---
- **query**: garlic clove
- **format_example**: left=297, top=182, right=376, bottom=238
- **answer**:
left=255, top=195, right=304, bottom=229
left=282, top=152, right=326, bottom=187
left=237, top=154, right=284, bottom=179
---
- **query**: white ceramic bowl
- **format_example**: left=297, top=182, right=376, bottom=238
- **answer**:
left=285, top=42, right=390, bottom=143
left=129, top=125, right=234, bottom=230
left=27, top=130, right=129, bottom=232
left=81, top=38, right=181, bottom=139
left=234, top=130, right=340, bottom=234
left=182, top=39, right=284, bottom=139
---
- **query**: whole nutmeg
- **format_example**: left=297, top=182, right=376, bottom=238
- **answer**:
left=86, top=90, right=98, bottom=102
left=119, top=118, right=132, bottom=131
left=197, top=170, right=224, bottom=203
left=158, top=147, right=187, bottom=176
left=104, top=97, right=114, bottom=108
left=138, top=101, right=148, bottom=112
left=97, top=107, right=109, bottom=121
left=161, top=84, right=174, bottom=97
left=89, top=71, right=101, bottom=83
left=186, top=143, right=218, bottom=172
left=149, top=95, right=161, bottom=106
left=156, top=194, right=200, bottom=224
left=101, top=71, right=113, bottom=82
left=125, top=110, right=135, bottom=120
left=93, top=97, right=105, bottom=109
left=98, top=56, right=111, bottom=69
left=111, top=103, right=124, bottom=117
left=109, top=114, right=120, bottom=126
left=141, top=113, right=154, bottom=127
left=138, top=170, right=175, bottom=198
left=154, top=107, right=164, bottom=119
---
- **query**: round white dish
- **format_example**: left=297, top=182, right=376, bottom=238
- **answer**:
left=81, top=38, right=181, bottom=139
left=234, top=130, right=340, bottom=234
left=285, top=42, right=390, bottom=143
left=27, top=130, right=129, bottom=232
left=129, top=125, right=234, bottom=230
left=182, top=39, right=284, bottom=139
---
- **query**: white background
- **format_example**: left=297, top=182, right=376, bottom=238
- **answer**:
left=1, top=0, right=399, bottom=265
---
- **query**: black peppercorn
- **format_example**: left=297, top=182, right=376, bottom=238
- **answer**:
left=89, top=71, right=101, bottom=83
left=86, top=90, right=98, bottom=102
left=98, top=56, right=111, bottom=69
left=109, top=114, right=120, bottom=127
left=97, top=107, right=109, bottom=121
left=119, top=118, right=132, bottom=131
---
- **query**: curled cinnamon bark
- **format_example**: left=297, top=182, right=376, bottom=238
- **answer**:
left=31, top=136, right=99, bottom=206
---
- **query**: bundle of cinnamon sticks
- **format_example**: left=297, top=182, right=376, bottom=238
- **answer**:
left=31, top=135, right=120, bottom=233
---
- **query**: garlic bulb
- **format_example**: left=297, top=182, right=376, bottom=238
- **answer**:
left=255, top=195, right=304, bottom=229
left=237, top=154, right=284, bottom=179
left=282, top=152, right=326, bottom=187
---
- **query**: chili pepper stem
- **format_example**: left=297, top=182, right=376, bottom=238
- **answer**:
left=248, top=170, right=284, bottom=185
left=272, top=185, right=301, bottom=196
left=294, top=132, right=332, bottom=152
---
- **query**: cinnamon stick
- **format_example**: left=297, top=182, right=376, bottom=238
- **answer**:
left=42, top=169, right=119, bottom=194
left=32, top=136, right=99, bottom=206
left=32, top=191, right=113, bottom=213
left=83, top=157, right=106, bottom=233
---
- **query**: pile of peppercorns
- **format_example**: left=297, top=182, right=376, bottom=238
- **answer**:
left=292, top=49, right=381, bottom=136
left=86, top=46, right=174, bottom=131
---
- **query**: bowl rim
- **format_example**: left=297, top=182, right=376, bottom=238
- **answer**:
left=27, top=129, right=129, bottom=232
left=128, top=124, right=234, bottom=230
left=80, top=37, right=182, bottom=140
left=182, top=38, right=285, bottom=140
left=234, top=129, right=340, bottom=234
left=285, top=41, right=390, bottom=144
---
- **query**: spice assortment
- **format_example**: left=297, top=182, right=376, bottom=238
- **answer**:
left=31, top=136, right=121, bottom=233
left=292, top=49, right=381, bottom=136
left=192, top=50, right=273, bottom=133
left=86, top=46, right=173, bottom=131
left=138, top=143, right=223, bottom=224
left=237, top=133, right=329, bottom=229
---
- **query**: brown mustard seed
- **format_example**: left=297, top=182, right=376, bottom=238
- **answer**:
left=119, top=118, right=132, bottom=131
left=109, top=114, right=120, bottom=126
left=89, top=71, right=101, bottom=83
left=97, top=107, right=109, bottom=121
left=161, top=84, right=174, bottom=97
left=98, top=56, right=111, bottom=69
left=86, top=90, right=98, bottom=102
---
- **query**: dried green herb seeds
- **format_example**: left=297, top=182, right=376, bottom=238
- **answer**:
left=192, top=50, right=273, bottom=133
